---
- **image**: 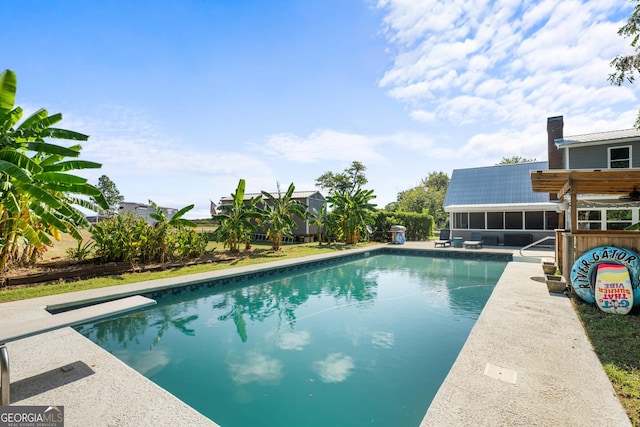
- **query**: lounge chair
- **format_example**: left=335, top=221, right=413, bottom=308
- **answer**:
left=434, top=229, right=451, bottom=247
left=464, top=232, right=483, bottom=249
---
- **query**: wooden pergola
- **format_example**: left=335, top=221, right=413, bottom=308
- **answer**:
left=531, top=169, right=640, bottom=274
left=530, top=169, right=640, bottom=232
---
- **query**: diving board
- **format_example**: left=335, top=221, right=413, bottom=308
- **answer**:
left=1, top=295, right=156, bottom=405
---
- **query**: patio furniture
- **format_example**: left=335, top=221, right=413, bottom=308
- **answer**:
left=464, top=232, right=483, bottom=249
left=434, top=229, right=451, bottom=247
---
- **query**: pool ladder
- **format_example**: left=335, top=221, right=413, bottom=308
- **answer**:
left=1, top=345, right=9, bottom=405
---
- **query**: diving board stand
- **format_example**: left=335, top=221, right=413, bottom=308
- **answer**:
left=0, top=295, right=156, bottom=405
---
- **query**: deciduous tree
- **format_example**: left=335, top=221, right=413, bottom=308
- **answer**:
left=96, top=175, right=124, bottom=215
left=609, top=0, right=640, bottom=127
left=395, top=171, right=449, bottom=228
left=315, top=161, right=367, bottom=196
left=496, top=156, right=536, bottom=165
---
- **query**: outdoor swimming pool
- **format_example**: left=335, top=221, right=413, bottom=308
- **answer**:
left=75, top=253, right=507, bottom=426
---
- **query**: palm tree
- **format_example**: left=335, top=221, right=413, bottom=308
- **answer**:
left=0, top=69, right=108, bottom=271
left=326, top=188, right=377, bottom=244
left=212, top=179, right=263, bottom=252
left=260, top=182, right=308, bottom=251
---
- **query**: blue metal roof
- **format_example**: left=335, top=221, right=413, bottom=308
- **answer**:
left=444, top=161, right=549, bottom=206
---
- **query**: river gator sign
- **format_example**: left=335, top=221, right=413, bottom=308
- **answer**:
left=570, top=246, right=639, bottom=315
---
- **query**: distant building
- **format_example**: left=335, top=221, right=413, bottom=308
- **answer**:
left=218, top=190, right=326, bottom=241
left=118, top=202, right=178, bottom=225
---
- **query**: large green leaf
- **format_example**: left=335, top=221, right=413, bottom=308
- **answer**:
left=91, top=190, right=109, bottom=210
left=67, top=196, right=106, bottom=215
left=43, top=128, right=89, bottom=141
left=3, top=191, right=21, bottom=215
left=0, top=107, right=22, bottom=133
left=41, top=182, right=102, bottom=197
left=0, top=149, right=43, bottom=173
left=0, top=159, right=33, bottom=183
left=65, top=221, right=84, bottom=241
left=25, top=141, right=81, bottom=157
left=169, top=204, right=196, bottom=227
left=36, top=229, right=53, bottom=246
left=0, top=70, right=16, bottom=115
left=174, top=203, right=194, bottom=218
left=234, top=178, right=246, bottom=206
left=29, top=203, right=69, bottom=232
left=17, top=108, right=49, bottom=130
left=15, top=219, right=44, bottom=248
left=15, top=182, right=63, bottom=210
left=42, top=160, right=102, bottom=172
left=34, top=171, right=88, bottom=185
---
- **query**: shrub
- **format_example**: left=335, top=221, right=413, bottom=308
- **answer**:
left=91, top=212, right=209, bottom=263
left=370, top=211, right=434, bottom=242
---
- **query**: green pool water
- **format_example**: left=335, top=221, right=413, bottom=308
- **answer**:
left=75, top=254, right=507, bottom=426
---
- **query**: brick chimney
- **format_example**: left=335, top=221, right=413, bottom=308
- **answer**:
left=547, top=116, right=564, bottom=170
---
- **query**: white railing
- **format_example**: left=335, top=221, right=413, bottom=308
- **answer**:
left=519, top=236, right=556, bottom=259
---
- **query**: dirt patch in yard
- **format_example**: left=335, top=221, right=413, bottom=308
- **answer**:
left=0, top=252, right=238, bottom=289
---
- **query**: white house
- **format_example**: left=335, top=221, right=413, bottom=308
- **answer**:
left=118, top=202, right=178, bottom=225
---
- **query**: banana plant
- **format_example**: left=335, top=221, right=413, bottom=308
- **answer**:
left=212, top=179, right=264, bottom=252
left=326, top=188, right=377, bottom=244
left=260, top=182, right=307, bottom=250
left=148, top=200, right=196, bottom=262
left=0, top=69, right=108, bottom=271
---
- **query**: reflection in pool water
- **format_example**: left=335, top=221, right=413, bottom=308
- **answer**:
left=76, top=254, right=506, bottom=427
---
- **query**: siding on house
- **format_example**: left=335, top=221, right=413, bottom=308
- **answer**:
left=556, top=128, right=640, bottom=169
left=566, top=142, right=640, bottom=169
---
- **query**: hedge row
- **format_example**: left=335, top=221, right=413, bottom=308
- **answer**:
left=370, top=211, right=434, bottom=242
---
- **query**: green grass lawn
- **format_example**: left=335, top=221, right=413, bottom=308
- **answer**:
left=573, top=299, right=640, bottom=426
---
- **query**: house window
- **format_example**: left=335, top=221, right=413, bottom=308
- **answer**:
left=606, top=209, right=632, bottom=230
left=487, top=212, right=503, bottom=229
left=524, top=211, right=544, bottom=230
left=545, top=211, right=559, bottom=230
left=469, top=212, right=485, bottom=229
left=454, top=212, right=468, bottom=229
left=609, top=146, right=631, bottom=168
left=578, top=210, right=601, bottom=230
left=504, top=212, right=523, bottom=229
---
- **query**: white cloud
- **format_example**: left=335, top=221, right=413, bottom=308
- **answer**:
left=277, top=330, right=311, bottom=351
left=258, top=129, right=385, bottom=164
left=312, top=353, right=355, bottom=383
left=371, top=331, right=395, bottom=349
left=228, top=353, right=283, bottom=385
left=376, top=0, right=637, bottom=133
left=410, top=109, right=436, bottom=122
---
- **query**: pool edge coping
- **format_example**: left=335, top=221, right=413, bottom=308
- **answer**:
left=5, top=243, right=611, bottom=427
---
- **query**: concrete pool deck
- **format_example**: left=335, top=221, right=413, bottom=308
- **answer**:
left=0, top=243, right=632, bottom=426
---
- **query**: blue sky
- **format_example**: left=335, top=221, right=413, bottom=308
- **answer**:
left=4, top=0, right=638, bottom=217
